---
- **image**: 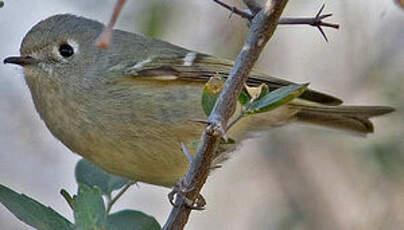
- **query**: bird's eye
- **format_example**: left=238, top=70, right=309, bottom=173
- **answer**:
left=59, top=43, right=74, bottom=58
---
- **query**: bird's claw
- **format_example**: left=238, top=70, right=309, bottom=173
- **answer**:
left=168, top=178, right=206, bottom=210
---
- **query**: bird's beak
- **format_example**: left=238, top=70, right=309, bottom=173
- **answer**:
left=3, top=56, right=38, bottom=66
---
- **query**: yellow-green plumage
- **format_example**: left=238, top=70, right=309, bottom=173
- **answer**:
left=6, top=14, right=394, bottom=187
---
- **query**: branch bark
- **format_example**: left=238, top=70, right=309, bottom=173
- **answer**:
left=162, top=0, right=289, bottom=229
left=243, top=0, right=262, bottom=15
left=213, top=1, right=339, bottom=41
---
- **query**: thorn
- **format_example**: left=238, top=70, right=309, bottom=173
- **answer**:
left=317, top=25, right=328, bottom=42
left=181, top=143, right=193, bottom=163
left=318, top=13, right=333, bottom=20
left=312, top=4, right=339, bottom=42
left=210, top=164, right=222, bottom=170
left=189, top=119, right=210, bottom=125
left=316, top=4, right=326, bottom=19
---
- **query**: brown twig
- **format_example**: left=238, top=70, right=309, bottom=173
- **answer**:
left=213, top=1, right=339, bottom=41
left=95, top=0, right=127, bottom=48
left=213, top=0, right=252, bottom=19
left=162, top=0, right=289, bottom=229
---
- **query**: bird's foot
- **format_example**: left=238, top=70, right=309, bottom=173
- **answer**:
left=168, top=178, right=206, bottom=210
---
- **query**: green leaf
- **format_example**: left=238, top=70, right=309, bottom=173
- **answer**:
left=201, top=88, right=219, bottom=116
left=201, top=77, right=224, bottom=116
left=140, top=1, right=172, bottom=38
left=246, top=83, right=309, bottom=115
left=0, top=1, right=4, bottom=8
left=0, top=184, right=74, bottom=230
left=73, top=184, right=106, bottom=230
left=107, top=210, right=161, bottom=230
left=75, top=159, right=130, bottom=196
left=238, top=89, right=250, bottom=106
left=368, top=141, right=404, bottom=176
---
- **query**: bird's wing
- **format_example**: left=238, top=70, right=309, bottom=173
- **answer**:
left=111, top=52, right=342, bottom=105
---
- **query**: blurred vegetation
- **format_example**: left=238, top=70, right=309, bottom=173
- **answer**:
left=0, top=0, right=403, bottom=230
left=137, top=1, right=172, bottom=38
left=368, top=140, right=404, bottom=179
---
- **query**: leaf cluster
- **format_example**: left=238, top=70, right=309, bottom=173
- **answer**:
left=202, top=76, right=309, bottom=129
left=0, top=159, right=161, bottom=230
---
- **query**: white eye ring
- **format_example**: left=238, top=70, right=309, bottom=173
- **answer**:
left=52, top=39, right=79, bottom=60
left=67, top=39, right=79, bottom=54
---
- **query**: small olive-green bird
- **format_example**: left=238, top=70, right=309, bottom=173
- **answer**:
left=4, top=15, right=394, bottom=187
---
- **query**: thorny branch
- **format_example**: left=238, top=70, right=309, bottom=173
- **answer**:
left=97, top=0, right=338, bottom=229
left=214, top=0, right=339, bottom=41
left=163, top=0, right=290, bottom=229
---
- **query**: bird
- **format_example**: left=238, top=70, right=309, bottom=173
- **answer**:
left=4, top=14, right=394, bottom=187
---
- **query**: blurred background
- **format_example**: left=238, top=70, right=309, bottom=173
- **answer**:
left=0, top=0, right=403, bottom=229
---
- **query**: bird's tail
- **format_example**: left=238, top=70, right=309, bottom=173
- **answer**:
left=290, top=101, right=395, bottom=134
